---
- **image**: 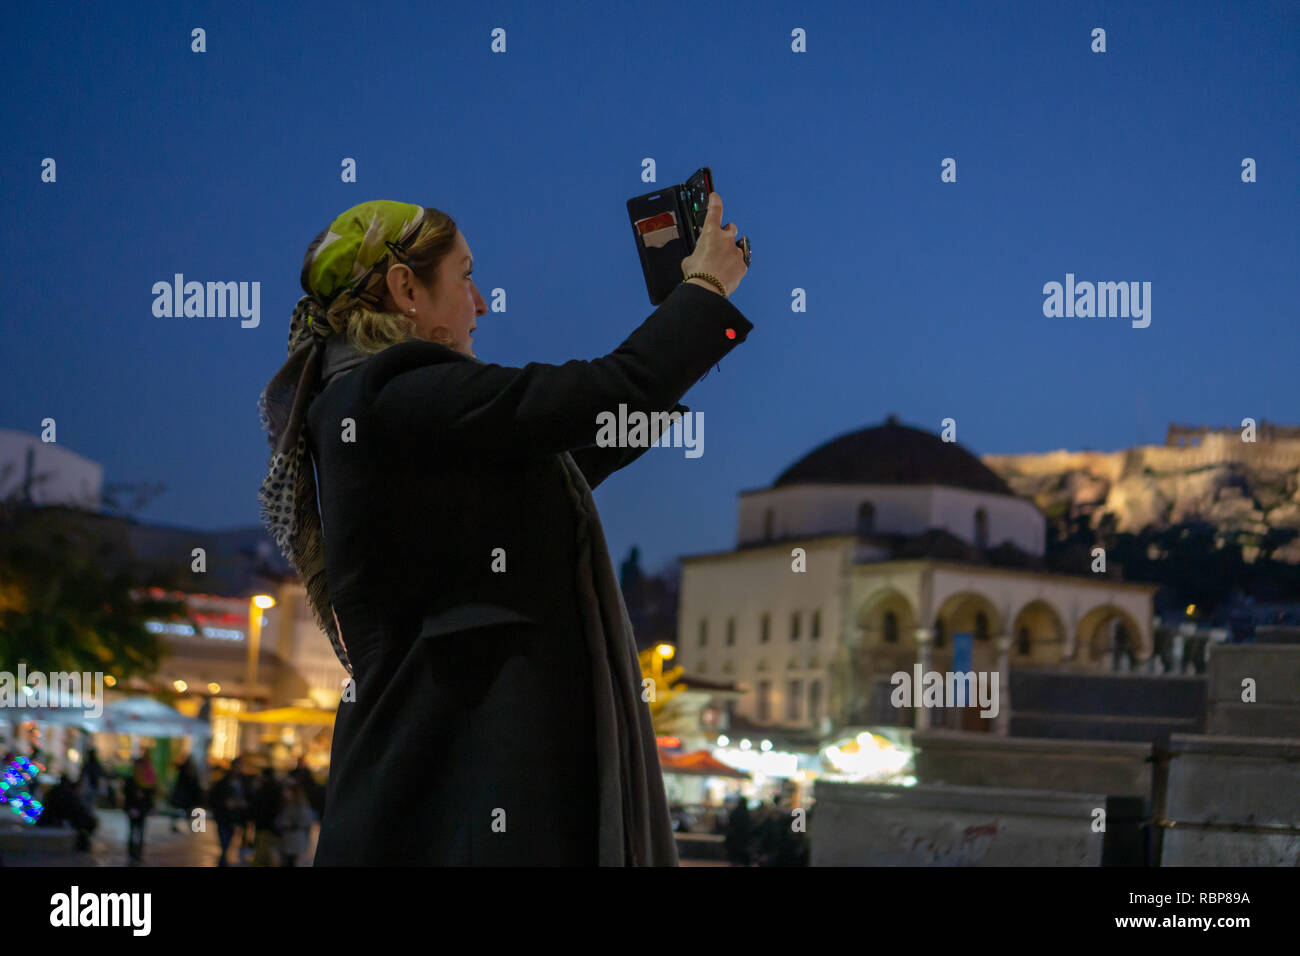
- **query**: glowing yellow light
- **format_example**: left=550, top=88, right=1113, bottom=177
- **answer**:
left=1185, top=604, right=1196, bottom=616
left=207, top=682, right=221, bottom=694
left=655, top=643, right=675, bottom=660
left=104, top=675, right=117, bottom=687
left=173, top=680, right=188, bottom=692
left=253, top=594, right=276, bottom=610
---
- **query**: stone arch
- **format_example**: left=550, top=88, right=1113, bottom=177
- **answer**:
left=933, top=591, right=1003, bottom=673
left=1076, top=605, right=1146, bottom=670
left=1010, top=599, right=1067, bottom=666
left=853, top=588, right=917, bottom=678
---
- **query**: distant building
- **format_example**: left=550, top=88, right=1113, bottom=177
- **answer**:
left=0, top=428, right=102, bottom=508
left=676, top=417, right=1157, bottom=741
left=0, top=431, right=345, bottom=768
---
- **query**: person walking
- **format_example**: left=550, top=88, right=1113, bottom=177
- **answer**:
left=723, top=796, right=754, bottom=866
left=81, top=746, right=104, bottom=811
left=275, top=782, right=315, bottom=866
left=123, top=752, right=157, bottom=864
left=250, top=767, right=283, bottom=866
left=257, top=196, right=752, bottom=865
left=208, top=757, right=249, bottom=866
left=169, top=755, right=202, bottom=833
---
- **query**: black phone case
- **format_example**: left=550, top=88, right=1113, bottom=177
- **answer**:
left=627, top=167, right=715, bottom=305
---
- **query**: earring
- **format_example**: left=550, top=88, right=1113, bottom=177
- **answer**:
left=409, top=308, right=416, bottom=314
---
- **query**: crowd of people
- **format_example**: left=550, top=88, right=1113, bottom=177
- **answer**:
left=16, top=743, right=808, bottom=867
left=15, top=745, right=324, bottom=866
left=719, top=794, right=812, bottom=867
left=206, top=755, right=321, bottom=866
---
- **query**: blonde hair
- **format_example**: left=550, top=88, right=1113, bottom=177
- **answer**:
left=321, top=207, right=461, bottom=354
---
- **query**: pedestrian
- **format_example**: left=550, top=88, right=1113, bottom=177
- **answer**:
left=37, top=773, right=98, bottom=850
left=250, top=766, right=283, bottom=866
left=81, top=745, right=104, bottom=810
left=169, top=755, right=202, bottom=833
left=256, top=196, right=752, bottom=865
left=123, top=752, right=157, bottom=864
left=723, top=795, right=754, bottom=866
left=755, top=795, right=787, bottom=866
left=290, top=757, right=320, bottom=821
left=208, top=757, right=249, bottom=866
left=275, top=782, right=315, bottom=866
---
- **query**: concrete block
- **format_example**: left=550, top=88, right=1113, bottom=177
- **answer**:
left=810, top=780, right=1142, bottom=866
left=1206, top=644, right=1300, bottom=706
left=913, top=731, right=1154, bottom=803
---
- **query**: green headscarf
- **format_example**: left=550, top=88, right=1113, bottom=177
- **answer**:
left=257, top=200, right=428, bottom=675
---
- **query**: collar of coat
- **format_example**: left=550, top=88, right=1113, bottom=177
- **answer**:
left=321, top=331, right=484, bottom=388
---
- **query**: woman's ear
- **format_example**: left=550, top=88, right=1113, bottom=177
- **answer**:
left=383, top=263, right=419, bottom=313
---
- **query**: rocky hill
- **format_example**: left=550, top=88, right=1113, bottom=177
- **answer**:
left=981, top=423, right=1300, bottom=565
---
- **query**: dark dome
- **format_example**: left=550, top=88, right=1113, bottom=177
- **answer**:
left=774, top=418, right=1014, bottom=496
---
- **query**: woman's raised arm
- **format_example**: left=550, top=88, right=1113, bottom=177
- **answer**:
left=364, top=281, right=752, bottom=460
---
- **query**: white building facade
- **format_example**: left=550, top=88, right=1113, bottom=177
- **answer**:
left=677, top=418, right=1158, bottom=739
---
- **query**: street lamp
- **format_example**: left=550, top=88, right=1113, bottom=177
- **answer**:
left=652, top=642, right=675, bottom=682
left=247, top=594, right=276, bottom=699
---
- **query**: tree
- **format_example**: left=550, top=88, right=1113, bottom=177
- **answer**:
left=637, top=647, right=685, bottom=733
left=0, top=492, right=192, bottom=678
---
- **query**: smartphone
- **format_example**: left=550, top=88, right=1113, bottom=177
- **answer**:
left=627, top=166, right=750, bottom=305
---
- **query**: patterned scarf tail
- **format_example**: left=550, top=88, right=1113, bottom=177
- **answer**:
left=257, top=296, right=353, bottom=676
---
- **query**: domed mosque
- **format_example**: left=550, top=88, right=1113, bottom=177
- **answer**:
left=675, top=416, right=1156, bottom=745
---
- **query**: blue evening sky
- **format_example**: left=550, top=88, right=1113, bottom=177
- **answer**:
left=2, top=0, right=1296, bottom=574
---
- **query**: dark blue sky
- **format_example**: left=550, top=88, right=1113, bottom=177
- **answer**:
left=3, top=0, right=1297, bottom=574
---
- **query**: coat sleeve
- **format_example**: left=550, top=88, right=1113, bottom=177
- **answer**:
left=569, top=401, right=690, bottom=490
left=364, top=281, right=752, bottom=460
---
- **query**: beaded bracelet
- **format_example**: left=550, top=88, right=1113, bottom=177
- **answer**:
left=684, top=272, right=727, bottom=297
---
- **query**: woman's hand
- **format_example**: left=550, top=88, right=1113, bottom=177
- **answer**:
left=681, top=191, right=748, bottom=297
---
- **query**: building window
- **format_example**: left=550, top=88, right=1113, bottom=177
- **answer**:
left=758, top=681, right=771, bottom=721
left=760, top=612, right=770, bottom=643
left=1017, top=627, right=1031, bottom=655
left=726, top=617, right=736, bottom=646
left=812, top=609, right=821, bottom=639
left=883, top=610, right=899, bottom=643
left=787, top=680, right=803, bottom=720
left=698, top=618, right=708, bottom=647
left=856, top=501, right=876, bottom=536
left=974, top=508, right=989, bottom=548
left=809, top=680, right=823, bottom=723
left=934, top=616, right=946, bottom=649
left=763, top=508, right=774, bottom=541
left=975, top=611, right=990, bottom=641
left=790, top=611, right=800, bottom=641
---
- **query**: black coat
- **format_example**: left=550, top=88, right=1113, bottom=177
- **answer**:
left=306, top=281, right=753, bottom=865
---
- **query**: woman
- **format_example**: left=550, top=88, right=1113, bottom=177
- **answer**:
left=258, top=196, right=751, bottom=865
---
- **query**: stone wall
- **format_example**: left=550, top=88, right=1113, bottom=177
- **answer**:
left=1159, top=734, right=1300, bottom=865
